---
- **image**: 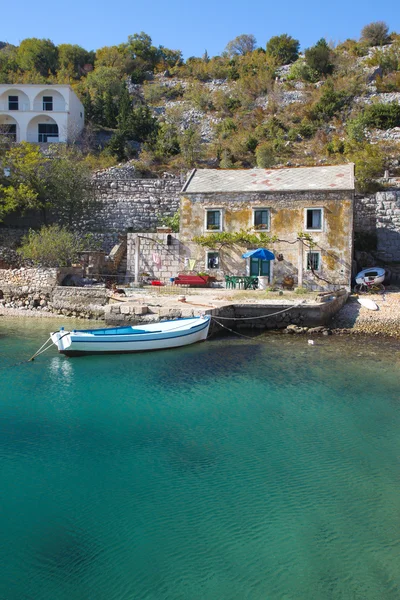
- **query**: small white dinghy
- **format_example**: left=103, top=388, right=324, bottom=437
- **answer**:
left=50, top=315, right=211, bottom=356
left=357, top=297, right=378, bottom=311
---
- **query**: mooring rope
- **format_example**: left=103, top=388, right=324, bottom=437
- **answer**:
left=209, top=302, right=303, bottom=321
left=28, top=331, right=70, bottom=362
left=210, top=318, right=257, bottom=340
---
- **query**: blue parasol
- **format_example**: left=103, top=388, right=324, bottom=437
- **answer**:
left=242, top=248, right=275, bottom=260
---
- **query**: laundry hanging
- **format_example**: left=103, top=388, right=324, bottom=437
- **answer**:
left=153, top=253, right=162, bottom=267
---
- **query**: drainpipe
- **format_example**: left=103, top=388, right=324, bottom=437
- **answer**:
left=297, top=239, right=303, bottom=288
left=134, top=235, right=140, bottom=284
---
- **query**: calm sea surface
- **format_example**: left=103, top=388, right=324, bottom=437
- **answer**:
left=1, top=318, right=400, bottom=600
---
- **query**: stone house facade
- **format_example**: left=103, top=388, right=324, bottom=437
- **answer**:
left=179, top=165, right=355, bottom=291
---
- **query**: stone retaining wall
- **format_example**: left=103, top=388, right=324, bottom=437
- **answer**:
left=85, top=177, right=184, bottom=232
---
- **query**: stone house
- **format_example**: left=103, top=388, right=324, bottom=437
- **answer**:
left=179, top=164, right=355, bottom=290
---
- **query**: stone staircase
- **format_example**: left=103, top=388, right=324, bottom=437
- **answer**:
left=106, top=237, right=127, bottom=280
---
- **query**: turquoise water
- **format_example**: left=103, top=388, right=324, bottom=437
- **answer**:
left=1, top=318, right=400, bottom=600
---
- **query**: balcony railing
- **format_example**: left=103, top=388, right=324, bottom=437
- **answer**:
left=26, top=134, right=60, bottom=143
left=32, top=101, right=68, bottom=112
left=0, top=102, right=30, bottom=111
left=0, top=102, right=68, bottom=112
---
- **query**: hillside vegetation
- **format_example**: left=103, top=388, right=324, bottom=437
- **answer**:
left=1, top=22, right=400, bottom=191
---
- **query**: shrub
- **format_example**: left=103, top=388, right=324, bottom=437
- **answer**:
left=360, top=21, right=391, bottom=47
left=310, top=81, right=351, bottom=121
left=158, top=210, right=180, bottom=232
left=287, top=59, right=318, bottom=82
left=18, top=225, right=83, bottom=267
left=347, top=143, right=385, bottom=193
left=361, top=102, right=400, bottom=129
left=366, top=47, right=399, bottom=74
left=255, top=142, right=275, bottom=168
left=266, top=34, right=300, bottom=65
left=305, top=38, right=334, bottom=76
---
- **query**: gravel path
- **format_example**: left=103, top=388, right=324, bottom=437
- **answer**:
left=332, top=289, right=400, bottom=338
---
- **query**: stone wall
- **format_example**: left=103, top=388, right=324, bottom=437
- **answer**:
left=0, top=267, right=73, bottom=292
left=354, top=191, right=400, bottom=261
left=85, top=176, right=184, bottom=232
left=126, top=233, right=184, bottom=282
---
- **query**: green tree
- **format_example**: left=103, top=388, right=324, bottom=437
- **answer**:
left=57, top=43, right=91, bottom=78
left=178, top=126, right=202, bottom=167
left=46, top=146, right=97, bottom=227
left=266, top=34, right=300, bottom=65
left=255, top=142, right=275, bottom=168
left=305, top=38, right=334, bottom=76
left=361, top=21, right=391, bottom=47
left=18, top=224, right=83, bottom=267
left=116, top=85, right=134, bottom=133
left=104, top=90, right=118, bottom=128
left=0, top=143, right=96, bottom=225
left=106, top=131, right=128, bottom=162
left=0, top=142, right=51, bottom=221
left=95, top=45, right=127, bottom=73
left=310, top=80, right=351, bottom=120
left=225, top=34, right=257, bottom=57
left=347, top=143, right=385, bottom=193
left=17, top=38, right=59, bottom=76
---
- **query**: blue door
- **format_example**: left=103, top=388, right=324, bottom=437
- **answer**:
left=250, top=258, right=270, bottom=276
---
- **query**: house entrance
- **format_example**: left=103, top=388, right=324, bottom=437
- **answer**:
left=38, top=123, right=58, bottom=142
left=250, top=257, right=270, bottom=277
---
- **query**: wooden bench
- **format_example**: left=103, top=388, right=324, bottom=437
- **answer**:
left=174, top=274, right=211, bottom=287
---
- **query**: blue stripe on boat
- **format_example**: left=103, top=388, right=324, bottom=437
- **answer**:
left=70, top=320, right=209, bottom=343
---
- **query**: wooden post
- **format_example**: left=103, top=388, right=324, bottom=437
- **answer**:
left=297, top=238, right=303, bottom=288
left=134, top=235, right=140, bottom=284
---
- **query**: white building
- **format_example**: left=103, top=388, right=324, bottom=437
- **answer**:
left=0, top=84, right=84, bottom=143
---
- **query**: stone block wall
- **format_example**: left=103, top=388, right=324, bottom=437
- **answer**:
left=126, top=233, right=184, bottom=282
left=85, top=177, right=184, bottom=232
left=354, top=191, right=400, bottom=261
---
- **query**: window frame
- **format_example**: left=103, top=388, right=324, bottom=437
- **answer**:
left=8, top=95, right=19, bottom=111
left=42, top=96, right=53, bottom=111
left=206, top=251, right=220, bottom=270
left=305, top=207, right=324, bottom=232
left=205, top=209, right=223, bottom=232
left=252, top=208, right=270, bottom=231
left=306, top=251, right=321, bottom=272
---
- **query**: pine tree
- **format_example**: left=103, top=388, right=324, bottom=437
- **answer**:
left=104, top=90, right=118, bottom=128
left=117, top=86, right=134, bottom=135
left=92, top=93, right=105, bottom=126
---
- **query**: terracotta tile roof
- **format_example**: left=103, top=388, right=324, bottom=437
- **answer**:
left=182, top=164, right=355, bottom=193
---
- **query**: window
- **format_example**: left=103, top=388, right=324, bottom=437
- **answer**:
left=206, top=252, right=219, bottom=269
left=38, top=123, right=58, bottom=142
left=8, top=96, right=18, bottom=110
left=307, top=252, right=320, bottom=271
left=305, top=208, right=323, bottom=231
left=43, top=96, right=53, bottom=111
left=80, top=112, right=83, bottom=118
left=205, top=209, right=222, bottom=231
left=253, top=209, right=269, bottom=230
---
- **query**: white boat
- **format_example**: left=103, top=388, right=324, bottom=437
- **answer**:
left=355, top=267, right=385, bottom=285
left=357, top=297, right=379, bottom=311
left=50, top=316, right=211, bottom=356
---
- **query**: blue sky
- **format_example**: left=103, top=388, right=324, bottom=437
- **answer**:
left=1, top=0, right=399, bottom=58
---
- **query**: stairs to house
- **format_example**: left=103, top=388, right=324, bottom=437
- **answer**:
left=105, top=236, right=128, bottom=283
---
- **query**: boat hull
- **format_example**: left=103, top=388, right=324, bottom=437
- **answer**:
left=51, top=317, right=211, bottom=356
